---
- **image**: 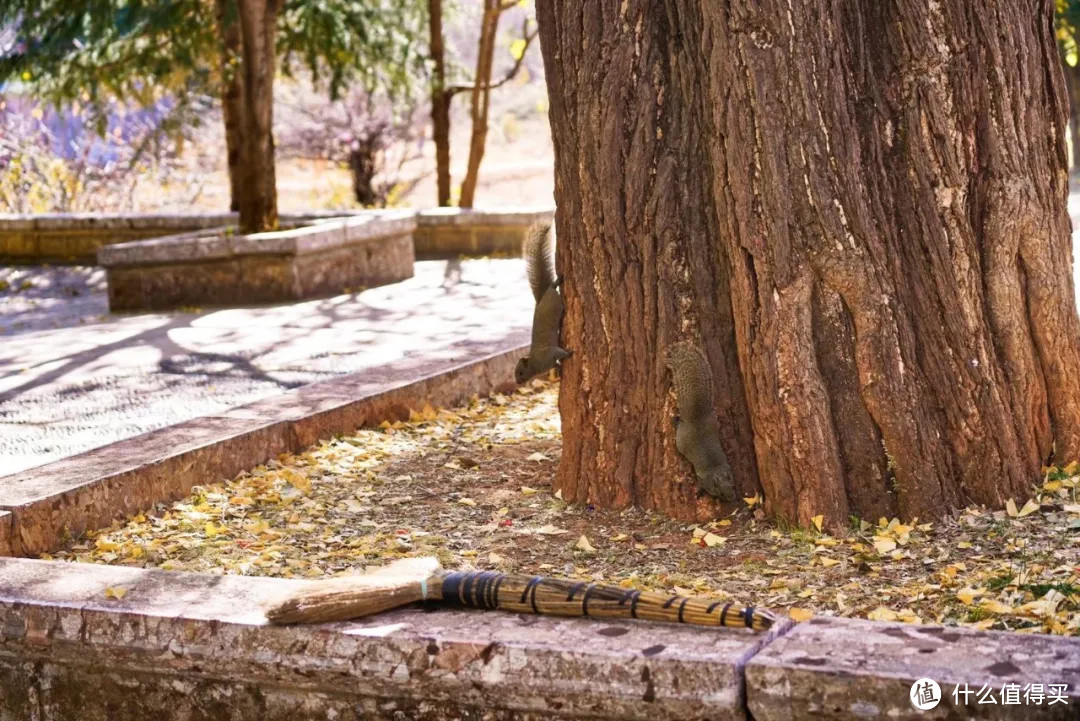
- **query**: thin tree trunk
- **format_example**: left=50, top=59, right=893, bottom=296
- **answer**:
left=429, top=0, right=453, bottom=207
left=215, top=0, right=243, bottom=213
left=235, top=0, right=279, bottom=233
left=537, top=0, right=1080, bottom=526
left=457, top=0, right=502, bottom=209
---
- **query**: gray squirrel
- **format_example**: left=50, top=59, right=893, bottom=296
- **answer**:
left=665, top=342, right=737, bottom=502
left=514, top=223, right=571, bottom=383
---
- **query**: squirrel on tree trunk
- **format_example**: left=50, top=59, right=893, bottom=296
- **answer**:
left=665, top=342, right=737, bottom=502
left=514, top=223, right=571, bottom=383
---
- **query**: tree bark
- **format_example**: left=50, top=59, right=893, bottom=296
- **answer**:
left=235, top=0, right=279, bottom=233
left=457, top=0, right=503, bottom=209
left=429, top=0, right=453, bottom=207
left=215, top=0, right=243, bottom=213
left=537, top=0, right=1080, bottom=526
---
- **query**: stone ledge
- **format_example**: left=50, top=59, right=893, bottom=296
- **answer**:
left=97, top=212, right=415, bottom=267
left=0, top=339, right=527, bottom=557
left=0, top=557, right=764, bottom=720
left=0, top=210, right=381, bottom=263
left=415, top=207, right=555, bottom=228
left=746, top=616, right=1080, bottom=720
left=99, top=213, right=416, bottom=311
left=413, top=208, right=554, bottom=259
left=0, top=209, right=551, bottom=264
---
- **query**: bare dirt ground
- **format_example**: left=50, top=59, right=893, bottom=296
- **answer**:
left=53, top=380, right=1080, bottom=636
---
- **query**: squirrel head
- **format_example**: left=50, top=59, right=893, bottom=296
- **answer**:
left=514, top=357, right=531, bottom=384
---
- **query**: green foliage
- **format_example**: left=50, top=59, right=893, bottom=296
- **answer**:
left=0, top=0, right=427, bottom=114
left=1057, top=0, right=1080, bottom=65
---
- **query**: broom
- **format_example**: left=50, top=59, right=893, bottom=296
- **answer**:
left=266, top=557, right=777, bottom=631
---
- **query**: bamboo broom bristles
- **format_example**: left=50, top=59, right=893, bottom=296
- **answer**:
left=265, top=557, right=778, bottom=632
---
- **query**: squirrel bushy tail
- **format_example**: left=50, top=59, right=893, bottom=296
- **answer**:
left=524, top=223, right=557, bottom=303
left=515, top=222, right=571, bottom=384
left=665, top=342, right=736, bottom=502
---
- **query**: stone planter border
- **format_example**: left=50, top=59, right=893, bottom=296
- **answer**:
left=0, top=207, right=555, bottom=264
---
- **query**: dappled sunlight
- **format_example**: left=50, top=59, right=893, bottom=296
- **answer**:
left=0, top=259, right=532, bottom=475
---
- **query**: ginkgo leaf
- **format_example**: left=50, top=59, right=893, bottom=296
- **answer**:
left=695, top=532, right=721, bottom=547
left=956, top=587, right=984, bottom=605
left=979, top=599, right=1014, bottom=615
left=786, top=604, right=812, bottom=621
left=873, top=538, right=897, bottom=554
left=104, top=587, right=128, bottom=599
left=811, top=515, right=824, bottom=532
left=575, top=535, right=597, bottom=553
left=867, top=606, right=897, bottom=622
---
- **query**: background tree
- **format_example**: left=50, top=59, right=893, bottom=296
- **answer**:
left=0, top=0, right=424, bottom=232
left=1057, top=0, right=1080, bottom=171
left=275, top=81, right=426, bottom=207
left=426, top=0, right=537, bottom=207
left=537, top=0, right=1080, bottom=527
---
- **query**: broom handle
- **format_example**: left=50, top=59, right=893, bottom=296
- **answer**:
left=437, top=570, right=776, bottom=631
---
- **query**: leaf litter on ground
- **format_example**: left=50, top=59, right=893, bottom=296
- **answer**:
left=49, top=379, right=1080, bottom=635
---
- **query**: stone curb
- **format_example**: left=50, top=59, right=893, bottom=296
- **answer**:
left=97, top=212, right=418, bottom=267
left=747, top=615, right=1080, bottom=720
left=415, top=207, right=555, bottom=227
left=1, top=557, right=1077, bottom=719
left=0, top=558, right=762, bottom=720
left=0, top=209, right=554, bottom=264
left=0, top=338, right=528, bottom=557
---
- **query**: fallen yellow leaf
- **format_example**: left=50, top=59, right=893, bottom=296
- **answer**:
left=956, top=587, right=984, bottom=605
left=702, top=532, right=726, bottom=547
left=979, top=599, right=1013, bottom=615
left=104, top=587, right=128, bottom=600
left=811, top=515, right=824, bottom=532
left=867, top=606, right=898, bottom=622
left=1017, top=499, right=1040, bottom=518
left=789, top=608, right=814, bottom=622
left=457, top=498, right=477, bottom=506
left=820, top=557, right=841, bottom=568
left=575, top=535, right=597, bottom=553
left=1005, top=499, right=1019, bottom=518
left=873, top=538, right=897, bottom=554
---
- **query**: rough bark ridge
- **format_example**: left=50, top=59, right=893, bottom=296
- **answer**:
left=537, top=0, right=1080, bottom=525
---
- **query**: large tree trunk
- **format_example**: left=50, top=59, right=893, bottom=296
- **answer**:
left=215, top=0, right=243, bottom=213
left=235, top=0, right=279, bottom=233
left=429, top=0, right=453, bottom=207
left=537, top=0, right=1080, bottom=526
left=457, top=0, right=503, bottom=209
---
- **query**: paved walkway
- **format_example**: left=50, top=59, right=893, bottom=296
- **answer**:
left=0, top=259, right=531, bottom=475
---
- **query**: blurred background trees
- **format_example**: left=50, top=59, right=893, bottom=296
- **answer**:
left=0, top=0, right=548, bottom=219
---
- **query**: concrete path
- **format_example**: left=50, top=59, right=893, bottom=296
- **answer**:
left=0, top=259, right=531, bottom=476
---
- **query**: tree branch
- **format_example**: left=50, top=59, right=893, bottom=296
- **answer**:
left=445, top=16, right=538, bottom=97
